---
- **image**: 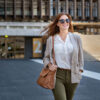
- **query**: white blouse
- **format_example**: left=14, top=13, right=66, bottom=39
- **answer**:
left=54, top=33, right=73, bottom=69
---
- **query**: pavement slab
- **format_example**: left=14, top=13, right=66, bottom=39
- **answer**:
left=0, top=60, right=100, bottom=100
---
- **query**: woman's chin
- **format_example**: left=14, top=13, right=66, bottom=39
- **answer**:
left=62, top=27, right=69, bottom=30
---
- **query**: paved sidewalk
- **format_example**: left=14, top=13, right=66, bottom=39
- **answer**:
left=0, top=60, right=53, bottom=100
left=0, top=60, right=100, bottom=100
left=76, top=33, right=100, bottom=61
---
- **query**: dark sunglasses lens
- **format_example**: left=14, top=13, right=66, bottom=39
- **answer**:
left=59, top=19, right=70, bottom=23
left=59, top=19, right=65, bottom=23
left=66, top=19, right=70, bottom=23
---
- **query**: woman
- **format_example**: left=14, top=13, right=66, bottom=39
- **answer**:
left=43, top=13, right=84, bottom=100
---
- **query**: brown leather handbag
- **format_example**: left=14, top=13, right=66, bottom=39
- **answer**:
left=37, top=36, right=57, bottom=89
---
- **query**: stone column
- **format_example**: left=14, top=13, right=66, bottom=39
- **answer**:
left=22, top=0, right=25, bottom=19
left=97, top=0, right=100, bottom=20
left=65, top=0, right=69, bottom=14
left=45, top=1, right=48, bottom=16
left=13, top=0, right=16, bottom=19
left=74, top=0, right=77, bottom=20
left=56, top=0, right=60, bottom=15
left=82, top=0, right=85, bottom=20
left=4, top=0, right=7, bottom=19
left=48, top=0, right=53, bottom=19
left=31, top=0, right=34, bottom=19
left=90, top=0, right=93, bottom=20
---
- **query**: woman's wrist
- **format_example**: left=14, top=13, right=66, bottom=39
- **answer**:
left=47, top=62, right=52, bottom=68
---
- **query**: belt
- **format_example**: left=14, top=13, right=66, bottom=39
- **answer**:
left=57, top=67, right=71, bottom=71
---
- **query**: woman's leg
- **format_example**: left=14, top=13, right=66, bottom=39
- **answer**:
left=65, top=71, right=78, bottom=100
left=52, top=69, right=67, bottom=100
left=65, top=83, right=78, bottom=100
left=52, top=78, right=67, bottom=100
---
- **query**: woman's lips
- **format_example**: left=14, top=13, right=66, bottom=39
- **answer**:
left=63, top=25, right=68, bottom=27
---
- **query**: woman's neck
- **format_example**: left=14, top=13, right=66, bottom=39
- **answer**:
left=59, top=30, right=68, bottom=36
left=58, top=30, right=69, bottom=42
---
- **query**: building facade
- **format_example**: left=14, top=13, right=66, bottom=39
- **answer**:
left=0, top=0, right=100, bottom=59
left=0, top=0, right=100, bottom=21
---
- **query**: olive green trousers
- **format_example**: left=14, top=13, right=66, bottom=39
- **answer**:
left=52, top=68, right=78, bottom=100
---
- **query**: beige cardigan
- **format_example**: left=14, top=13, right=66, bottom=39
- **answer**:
left=43, top=32, right=84, bottom=83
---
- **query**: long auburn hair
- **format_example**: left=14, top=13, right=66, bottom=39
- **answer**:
left=42, top=13, right=74, bottom=43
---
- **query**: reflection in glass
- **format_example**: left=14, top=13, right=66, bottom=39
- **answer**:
left=0, top=37, right=24, bottom=59
left=7, top=0, right=13, bottom=15
left=0, top=0, right=4, bottom=15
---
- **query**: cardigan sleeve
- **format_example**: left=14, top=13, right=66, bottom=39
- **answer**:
left=43, top=37, right=51, bottom=68
left=77, top=35, right=84, bottom=72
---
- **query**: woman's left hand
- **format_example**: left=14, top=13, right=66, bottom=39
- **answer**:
left=79, top=69, right=83, bottom=73
left=49, top=64, right=58, bottom=71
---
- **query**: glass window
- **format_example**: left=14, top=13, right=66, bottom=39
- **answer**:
left=93, top=2, right=97, bottom=17
left=16, top=0, right=22, bottom=15
left=0, top=37, right=24, bottom=59
left=49, top=0, right=53, bottom=16
left=15, top=37, right=24, bottom=59
left=24, top=0, right=31, bottom=16
left=77, top=2, right=82, bottom=17
left=69, top=1, right=74, bottom=17
left=0, top=0, right=5, bottom=15
left=33, top=0, right=38, bottom=16
left=42, top=0, right=50, bottom=16
left=0, top=37, right=5, bottom=59
left=85, top=2, right=89, bottom=17
left=7, top=0, right=13, bottom=15
left=60, top=1, right=65, bottom=13
left=53, top=0, right=56, bottom=15
left=42, top=0, right=45, bottom=16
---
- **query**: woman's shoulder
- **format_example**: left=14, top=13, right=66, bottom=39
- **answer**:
left=69, top=32, right=81, bottom=40
left=46, top=36, right=52, bottom=43
left=47, top=35, right=56, bottom=40
left=48, top=36, right=52, bottom=40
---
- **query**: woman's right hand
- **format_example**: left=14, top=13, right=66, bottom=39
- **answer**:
left=48, top=63, right=57, bottom=71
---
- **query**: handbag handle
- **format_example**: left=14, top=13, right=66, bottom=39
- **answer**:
left=52, top=36, right=56, bottom=65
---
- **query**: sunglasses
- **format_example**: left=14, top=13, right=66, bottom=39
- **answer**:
left=58, top=19, right=70, bottom=24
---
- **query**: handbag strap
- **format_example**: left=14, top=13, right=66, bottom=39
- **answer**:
left=52, top=36, right=56, bottom=65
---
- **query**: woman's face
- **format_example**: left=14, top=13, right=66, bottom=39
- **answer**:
left=57, top=15, right=70, bottom=31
